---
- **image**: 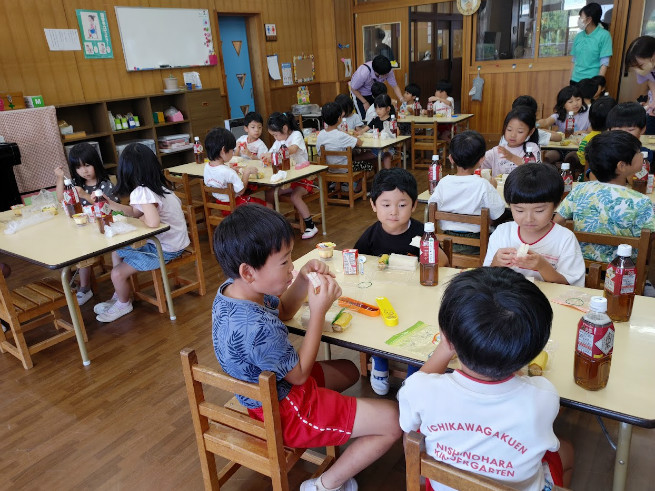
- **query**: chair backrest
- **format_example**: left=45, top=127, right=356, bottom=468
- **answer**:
left=180, top=348, right=293, bottom=489
left=165, top=170, right=195, bottom=206
left=181, top=204, right=200, bottom=255
left=201, top=182, right=237, bottom=222
left=405, top=431, right=517, bottom=491
left=564, top=222, right=652, bottom=294
left=318, top=145, right=355, bottom=177
left=428, top=202, right=490, bottom=268
left=0, top=270, right=18, bottom=325
left=411, top=121, right=440, bottom=151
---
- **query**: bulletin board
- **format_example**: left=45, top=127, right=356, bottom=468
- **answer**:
left=293, top=55, right=315, bottom=83
left=115, top=7, right=217, bottom=71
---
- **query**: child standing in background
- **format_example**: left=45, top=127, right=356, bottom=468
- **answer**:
left=264, top=112, right=318, bottom=239
left=95, top=143, right=190, bottom=323
left=485, top=163, right=585, bottom=286
left=54, top=142, right=118, bottom=305
left=234, top=112, right=268, bottom=159
left=481, top=106, right=541, bottom=177
left=203, top=127, right=266, bottom=210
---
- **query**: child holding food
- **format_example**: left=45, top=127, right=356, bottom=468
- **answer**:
left=234, top=112, right=268, bottom=159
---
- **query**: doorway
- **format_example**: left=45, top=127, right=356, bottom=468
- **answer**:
left=218, top=16, right=256, bottom=119
left=409, top=3, right=463, bottom=112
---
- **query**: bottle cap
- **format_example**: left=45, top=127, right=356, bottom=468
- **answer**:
left=568, top=111, right=574, bottom=115
left=424, top=222, right=435, bottom=233
left=604, top=92, right=609, bottom=96
left=535, top=122, right=540, bottom=128
left=391, top=115, right=396, bottom=119
left=64, top=178, right=72, bottom=185
left=561, top=162, right=570, bottom=170
left=94, top=189, right=103, bottom=197
left=617, top=244, right=632, bottom=257
left=589, top=296, right=607, bottom=313
left=642, top=151, right=648, bottom=158
left=432, top=155, right=439, bottom=161
left=194, top=136, right=200, bottom=142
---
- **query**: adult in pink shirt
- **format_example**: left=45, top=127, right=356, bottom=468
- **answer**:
left=350, top=55, right=403, bottom=119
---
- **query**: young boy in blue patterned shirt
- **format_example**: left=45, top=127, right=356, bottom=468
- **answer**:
left=212, top=205, right=401, bottom=491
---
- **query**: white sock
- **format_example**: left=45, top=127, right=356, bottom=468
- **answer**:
left=318, top=476, right=340, bottom=491
left=114, top=299, right=131, bottom=308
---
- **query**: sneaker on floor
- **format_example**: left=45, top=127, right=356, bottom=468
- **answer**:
left=300, top=477, right=358, bottom=491
left=96, top=301, right=133, bottom=323
left=76, top=289, right=93, bottom=306
left=370, top=369, right=390, bottom=396
left=302, top=226, right=319, bottom=239
left=93, top=294, right=118, bottom=315
left=644, top=280, right=655, bottom=298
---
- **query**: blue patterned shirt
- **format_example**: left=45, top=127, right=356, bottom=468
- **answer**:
left=556, top=181, right=655, bottom=262
left=212, top=279, right=299, bottom=408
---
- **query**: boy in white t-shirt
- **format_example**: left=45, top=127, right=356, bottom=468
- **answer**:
left=428, top=79, right=457, bottom=140
left=484, top=163, right=585, bottom=286
left=428, top=130, right=505, bottom=255
left=203, top=127, right=267, bottom=210
left=234, top=112, right=268, bottom=159
left=399, top=267, right=574, bottom=491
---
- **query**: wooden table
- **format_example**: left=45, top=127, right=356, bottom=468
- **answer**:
left=543, top=135, right=655, bottom=152
left=0, top=210, right=174, bottom=366
left=166, top=161, right=329, bottom=236
left=305, top=133, right=411, bottom=172
left=397, top=113, right=474, bottom=139
left=289, top=249, right=655, bottom=491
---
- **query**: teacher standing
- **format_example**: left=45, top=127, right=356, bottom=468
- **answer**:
left=570, top=2, right=613, bottom=85
left=350, top=55, right=404, bottom=120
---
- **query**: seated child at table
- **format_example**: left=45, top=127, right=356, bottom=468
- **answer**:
left=212, top=205, right=402, bottom=491
left=499, top=96, right=562, bottom=146
left=263, top=112, right=318, bottom=239
left=397, top=83, right=420, bottom=135
left=428, top=79, right=455, bottom=140
left=355, top=168, right=448, bottom=395
left=317, top=102, right=375, bottom=193
left=203, top=127, right=267, bottom=212
left=429, top=130, right=506, bottom=255
left=398, top=267, right=574, bottom=491
left=234, top=111, right=268, bottom=159
left=485, top=163, right=585, bottom=286
left=366, top=94, right=396, bottom=169
left=575, top=95, right=616, bottom=176
left=605, top=102, right=654, bottom=172
left=54, top=142, right=118, bottom=305
left=554, top=131, right=655, bottom=263
left=335, top=93, right=365, bottom=135
left=590, top=75, right=607, bottom=99
left=95, top=143, right=190, bottom=323
left=481, top=106, right=541, bottom=177
left=363, top=81, right=392, bottom=125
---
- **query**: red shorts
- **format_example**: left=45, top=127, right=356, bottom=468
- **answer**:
left=290, top=178, right=316, bottom=193
left=217, top=195, right=267, bottom=216
left=247, top=363, right=357, bottom=448
left=424, top=451, right=563, bottom=491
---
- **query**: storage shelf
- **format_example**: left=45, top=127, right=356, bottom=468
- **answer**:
left=61, top=131, right=110, bottom=143
left=113, top=124, right=153, bottom=134
left=159, top=145, right=194, bottom=156
left=155, top=119, right=190, bottom=127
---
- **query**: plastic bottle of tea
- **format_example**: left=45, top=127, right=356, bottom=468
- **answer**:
left=574, top=296, right=614, bottom=391
left=93, top=189, right=113, bottom=233
left=561, top=162, right=573, bottom=197
left=564, top=111, right=575, bottom=138
left=62, top=178, right=83, bottom=217
left=420, top=222, right=438, bottom=286
left=428, top=155, right=441, bottom=194
left=604, top=244, right=636, bottom=322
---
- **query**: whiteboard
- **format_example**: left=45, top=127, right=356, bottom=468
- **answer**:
left=115, top=7, right=218, bottom=71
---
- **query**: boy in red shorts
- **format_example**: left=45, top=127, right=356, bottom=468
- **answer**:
left=212, top=205, right=402, bottom=491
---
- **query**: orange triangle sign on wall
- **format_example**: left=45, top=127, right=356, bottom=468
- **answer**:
left=240, top=105, right=250, bottom=117
left=236, top=73, right=247, bottom=89
left=232, top=40, right=242, bottom=56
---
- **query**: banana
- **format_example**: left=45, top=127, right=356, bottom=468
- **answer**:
left=528, top=351, right=548, bottom=376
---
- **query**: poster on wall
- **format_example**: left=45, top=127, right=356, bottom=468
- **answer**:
left=76, top=10, right=113, bottom=59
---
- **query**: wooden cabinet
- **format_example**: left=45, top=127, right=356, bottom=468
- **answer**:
left=55, top=89, right=225, bottom=170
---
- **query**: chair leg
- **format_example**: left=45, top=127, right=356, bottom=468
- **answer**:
left=151, top=270, right=167, bottom=314
left=3, top=321, right=33, bottom=369
left=359, top=352, right=369, bottom=376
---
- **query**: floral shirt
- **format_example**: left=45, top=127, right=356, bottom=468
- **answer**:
left=556, top=181, right=655, bottom=262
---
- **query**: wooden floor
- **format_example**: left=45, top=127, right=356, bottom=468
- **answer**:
left=1, top=168, right=654, bottom=491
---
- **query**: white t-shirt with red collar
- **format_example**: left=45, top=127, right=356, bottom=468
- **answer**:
left=398, top=370, right=560, bottom=491
left=483, top=221, right=585, bottom=286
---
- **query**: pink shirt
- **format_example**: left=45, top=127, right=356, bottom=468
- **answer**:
left=481, top=143, right=541, bottom=177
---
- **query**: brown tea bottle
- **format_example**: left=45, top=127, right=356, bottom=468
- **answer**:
left=574, top=296, right=614, bottom=391
left=603, top=244, right=636, bottom=322
left=419, top=222, right=438, bottom=286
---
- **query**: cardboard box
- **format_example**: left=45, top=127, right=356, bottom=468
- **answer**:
left=0, top=92, right=26, bottom=111
left=24, top=95, right=45, bottom=108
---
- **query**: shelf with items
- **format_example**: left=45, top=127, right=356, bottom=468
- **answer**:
left=106, top=97, right=153, bottom=130
left=57, top=102, right=111, bottom=136
left=112, top=124, right=154, bottom=135
left=61, top=131, right=111, bottom=143
left=154, top=119, right=190, bottom=127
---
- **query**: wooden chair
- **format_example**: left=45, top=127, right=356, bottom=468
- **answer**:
left=319, top=145, right=367, bottom=208
left=180, top=348, right=336, bottom=491
left=405, top=431, right=521, bottom=491
left=165, top=169, right=205, bottom=226
left=564, top=223, right=652, bottom=294
left=428, top=202, right=490, bottom=268
left=131, top=205, right=206, bottom=314
left=201, top=183, right=238, bottom=256
left=0, top=273, right=87, bottom=369
left=410, top=121, right=447, bottom=170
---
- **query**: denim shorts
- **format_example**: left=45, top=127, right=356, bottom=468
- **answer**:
left=117, top=242, right=184, bottom=271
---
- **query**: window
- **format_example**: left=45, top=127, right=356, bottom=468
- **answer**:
left=538, top=0, right=584, bottom=57
left=475, top=0, right=537, bottom=60
left=363, top=23, right=401, bottom=68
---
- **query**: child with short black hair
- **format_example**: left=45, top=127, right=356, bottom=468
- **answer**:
left=203, top=127, right=266, bottom=210
left=538, top=85, right=590, bottom=133
left=367, top=94, right=395, bottom=169
left=235, top=111, right=267, bottom=159
left=364, top=81, right=389, bottom=124
left=355, top=168, right=448, bottom=395
left=555, top=131, right=655, bottom=262
left=428, top=79, right=454, bottom=109
left=212, top=205, right=402, bottom=491
left=590, top=75, right=607, bottom=98
left=335, top=93, right=364, bottom=134
left=485, top=163, right=585, bottom=286
left=576, top=78, right=598, bottom=106
left=399, top=267, right=573, bottom=490
left=429, top=130, right=505, bottom=255
left=576, top=95, right=617, bottom=171
left=604, top=101, right=654, bottom=176
left=500, top=95, right=562, bottom=146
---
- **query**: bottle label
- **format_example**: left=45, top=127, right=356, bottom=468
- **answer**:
left=635, top=167, right=648, bottom=180
left=563, top=175, right=572, bottom=192
left=575, top=318, right=614, bottom=359
left=93, top=201, right=110, bottom=217
left=604, top=265, right=636, bottom=295
left=428, top=163, right=440, bottom=181
left=420, top=237, right=437, bottom=264
left=63, top=189, right=75, bottom=204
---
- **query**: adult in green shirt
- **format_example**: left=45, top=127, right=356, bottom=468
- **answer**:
left=571, top=3, right=613, bottom=84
